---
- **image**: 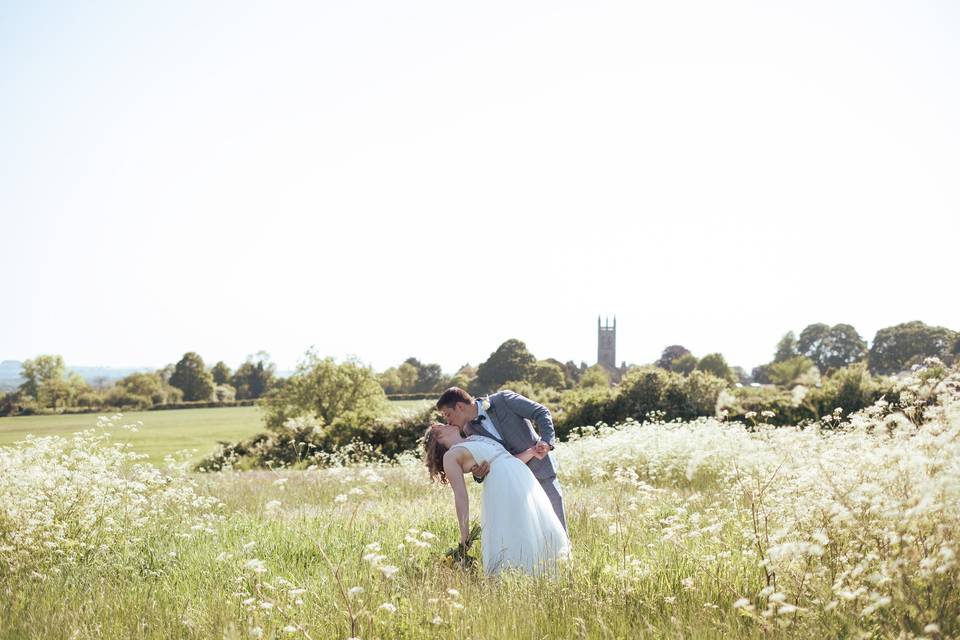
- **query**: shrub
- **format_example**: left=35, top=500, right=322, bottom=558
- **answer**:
left=196, top=404, right=439, bottom=471
left=104, top=387, right=152, bottom=410
left=261, top=353, right=387, bottom=430
left=558, top=367, right=729, bottom=432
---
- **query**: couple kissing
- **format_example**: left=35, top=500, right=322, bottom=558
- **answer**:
left=423, top=387, right=571, bottom=576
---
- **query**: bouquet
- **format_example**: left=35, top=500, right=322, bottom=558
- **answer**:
left=442, top=524, right=481, bottom=569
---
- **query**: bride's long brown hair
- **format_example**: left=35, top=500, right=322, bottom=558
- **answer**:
left=423, top=424, right=450, bottom=484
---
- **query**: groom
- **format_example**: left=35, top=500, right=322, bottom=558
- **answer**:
left=436, top=387, right=567, bottom=531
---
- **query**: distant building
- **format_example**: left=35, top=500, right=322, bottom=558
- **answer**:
left=598, top=316, right=616, bottom=369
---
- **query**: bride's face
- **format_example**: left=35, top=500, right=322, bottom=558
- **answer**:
left=432, top=424, right=459, bottom=447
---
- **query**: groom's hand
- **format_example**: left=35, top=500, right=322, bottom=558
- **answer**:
left=534, top=440, right=551, bottom=456
left=471, top=461, right=490, bottom=482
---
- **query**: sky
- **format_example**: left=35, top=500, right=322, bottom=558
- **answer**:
left=1, top=0, right=958, bottom=374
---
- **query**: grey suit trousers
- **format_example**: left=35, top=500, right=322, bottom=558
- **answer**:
left=539, top=476, right=567, bottom=532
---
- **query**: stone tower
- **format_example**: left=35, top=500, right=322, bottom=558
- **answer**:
left=597, top=316, right=616, bottom=369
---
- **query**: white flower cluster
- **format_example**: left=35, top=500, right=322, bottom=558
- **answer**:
left=0, top=415, right=222, bottom=576
left=556, top=362, right=960, bottom=631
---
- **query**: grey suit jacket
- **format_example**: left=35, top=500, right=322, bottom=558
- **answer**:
left=469, top=389, right=558, bottom=480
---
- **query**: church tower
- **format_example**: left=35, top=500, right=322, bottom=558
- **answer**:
left=598, top=316, right=616, bottom=369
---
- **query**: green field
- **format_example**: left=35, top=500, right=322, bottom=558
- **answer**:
left=0, top=400, right=432, bottom=462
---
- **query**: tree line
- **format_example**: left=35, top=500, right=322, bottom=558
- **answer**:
left=3, top=319, right=956, bottom=420
left=1, top=352, right=277, bottom=416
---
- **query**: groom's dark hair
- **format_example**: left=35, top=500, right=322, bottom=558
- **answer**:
left=436, top=387, right=474, bottom=409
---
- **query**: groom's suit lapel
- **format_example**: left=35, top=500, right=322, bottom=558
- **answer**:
left=471, top=395, right=505, bottom=444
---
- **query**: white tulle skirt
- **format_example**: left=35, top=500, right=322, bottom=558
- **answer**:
left=480, top=455, right=571, bottom=576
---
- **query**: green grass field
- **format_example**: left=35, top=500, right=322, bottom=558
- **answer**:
left=0, top=400, right=432, bottom=463
left=1, top=379, right=958, bottom=638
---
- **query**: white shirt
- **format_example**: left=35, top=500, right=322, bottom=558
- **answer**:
left=476, top=399, right=503, bottom=441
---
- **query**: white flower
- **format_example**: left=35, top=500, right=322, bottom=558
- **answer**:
left=244, top=559, right=267, bottom=574
left=334, top=494, right=348, bottom=503
left=249, top=628, right=264, bottom=638
left=925, top=623, right=941, bottom=635
left=378, top=602, right=397, bottom=613
left=348, top=586, right=364, bottom=596
left=242, top=541, right=256, bottom=551
left=733, top=598, right=751, bottom=609
left=259, top=601, right=273, bottom=610
left=265, top=500, right=282, bottom=511
left=380, top=565, right=399, bottom=578
left=431, top=615, right=443, bottom=625
left=447, top=588, right=460, bottom=598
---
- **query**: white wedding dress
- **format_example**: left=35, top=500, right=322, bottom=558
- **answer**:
left=451, top=435, right=571, bottom=576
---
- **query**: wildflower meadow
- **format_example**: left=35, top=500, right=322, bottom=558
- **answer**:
left=2, top=362, right=958, bottom=639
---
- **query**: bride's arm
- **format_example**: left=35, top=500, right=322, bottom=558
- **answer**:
left=443, top=451, right=470, bottom=544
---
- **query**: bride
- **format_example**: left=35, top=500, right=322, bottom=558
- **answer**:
left=423, top=423, right=571, bottom=576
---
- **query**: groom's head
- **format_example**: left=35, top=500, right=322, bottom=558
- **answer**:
left=436, top=387, right=476, bottom=428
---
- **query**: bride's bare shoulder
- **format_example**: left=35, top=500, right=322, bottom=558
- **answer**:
left=443, top=444, right=474, bottom=469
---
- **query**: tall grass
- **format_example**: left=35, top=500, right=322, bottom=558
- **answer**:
left=2, top=362, right=958, bottom=639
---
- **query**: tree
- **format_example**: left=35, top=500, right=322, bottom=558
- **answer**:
left=542, top=358, right=573, bottom=388
left=445, top=363, right=477, bottom=391
left=214, top=384, right=236, bottom=403
left=117, top=371, right=181, bottom=405
left=18, top=355, right=87, bottom=409
left=563, top=361, right=584, bottom=386
left=656, top=345, right=691, bottom=370
left=396, top=362, right=418, bottom=393
left=472, top=339, right=536, bottom=394
left=531, top=360, right=566, bottom=389
left=231, top=353, right=276, bottom=400
left=798, top=323, right=867, bottom=373
left=211, top=361, right=232, bottom=385
left=378, top=368, right=402, bottom=394
left=731, top=366, right=750, bottom=385
left=820, top=324, right=868, bottom=371
left=577, top=365, right=610, bottom=389
left=797, top=324, right=831, bottom=366
left=670, top=353, right=698, bottom=375
left=696, top=353, right=734, bottom=383
left=751, top=364, right=772, bottom=385
left=39, top=372, right=87, bottom=410
left=262, top=352, right=387, bottom=429
left=868, top=321, right=958, bottom=374
left=774, top=332, right=799, bottom=363
left=404, top=358, right=446, bottom=393
left=767, top=355, right=818, bottom=387
left=169, top=352, right=215, bottom=401
left=19, top=355, right=66, bottom=400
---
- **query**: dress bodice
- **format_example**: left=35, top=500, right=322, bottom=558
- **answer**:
left=450, top=435, right=510, bottom=465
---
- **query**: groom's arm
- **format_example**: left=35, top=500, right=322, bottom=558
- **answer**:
left=500, top=390, right=556, bottom=449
